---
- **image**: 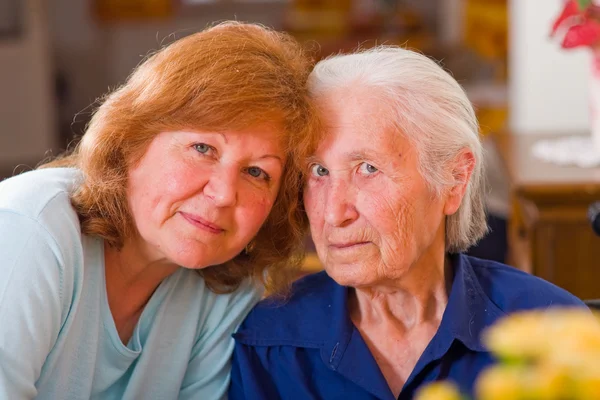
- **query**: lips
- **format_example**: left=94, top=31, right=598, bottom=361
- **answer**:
left=179, top=212, right=225, bottom=234
left=328, top=241, right=369, bottom=249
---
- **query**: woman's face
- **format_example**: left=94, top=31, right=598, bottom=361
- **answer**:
left=127, top=127, right=284, bottom=269
left=304, top=93, right=456, bottom=288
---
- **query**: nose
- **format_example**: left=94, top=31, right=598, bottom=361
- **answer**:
left=203, top=166, right=238, bottom=207
left=324, top=177, right=358, bottom=227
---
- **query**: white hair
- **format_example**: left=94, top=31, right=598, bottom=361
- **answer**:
left=308, top=46, right=487, bottom=253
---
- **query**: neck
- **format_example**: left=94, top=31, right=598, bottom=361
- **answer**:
left=350, top=251, right=452, bottom=331
left=104, top=239, right=179, bottom=319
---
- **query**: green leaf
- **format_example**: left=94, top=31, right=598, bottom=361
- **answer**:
left=577, top=0, right=593, bottom=9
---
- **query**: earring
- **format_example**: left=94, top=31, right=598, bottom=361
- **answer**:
left=245, top=240, right=256, bottom=254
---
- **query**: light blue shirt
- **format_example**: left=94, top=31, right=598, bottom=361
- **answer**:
left=0, top=168, right=262, bottom=399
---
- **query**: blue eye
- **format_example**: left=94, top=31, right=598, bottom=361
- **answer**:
left=193, top=143, right=212, bottom=154
left=358, top=162, right=378, bottom=175
left=246, top=166, right=270, bottom=181
left=311, top=164, right=329, bottom=177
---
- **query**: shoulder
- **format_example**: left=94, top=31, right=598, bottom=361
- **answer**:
left=0, top=169, right=88, bottom=326
left=0, top=168, right=81, bottom=217
left=171, top=271, right=263, bottom=335
left=463, top=254, right=585, bottom=312
left=0, top=168, right=83, bottom=256
left=0, top=168, right=85, bottom=296
left=235, top=271, right=341, bottom=345
left=182, top=271, right=263, bottom=312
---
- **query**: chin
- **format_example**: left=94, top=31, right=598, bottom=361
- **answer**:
left=167, top=251, right=218, bottom=270
left=165, top=238, right=239, bottom=269
left=324, top=262, right=373, bottom=288
left=177, top=261, right=210, bottom=270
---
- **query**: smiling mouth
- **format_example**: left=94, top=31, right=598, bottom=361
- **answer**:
left=179, top=212, right=225, bottom=234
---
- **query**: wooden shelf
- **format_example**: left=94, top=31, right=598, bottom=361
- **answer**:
left=493, top=132, right=600, bottom=300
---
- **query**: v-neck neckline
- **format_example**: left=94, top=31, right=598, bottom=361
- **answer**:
left=97, top=238, right=177, bottom=357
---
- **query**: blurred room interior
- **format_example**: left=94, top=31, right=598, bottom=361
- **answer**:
left=1, top=0, right=599, bottom=299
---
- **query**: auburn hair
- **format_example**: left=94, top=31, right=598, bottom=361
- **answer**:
left=43, top=22, right=321, bottom=294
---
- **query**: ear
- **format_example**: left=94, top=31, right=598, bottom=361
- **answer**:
left=443, top=149, right=476, bottom=216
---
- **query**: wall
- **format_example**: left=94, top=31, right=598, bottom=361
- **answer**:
left=47, top=1, right=440, bottom=148
left=0, top=0, right=56, bottom=169
left=104, top=4, right=286, bottom=86
left=0, top=0, right=287, bottom=172
left=509, top=0, right=591, bottom=134
left=51, top=1, right=441, bottom=126
left=48, top=0, right=108, bottom=138
left=48, top=1, right=286, bottom=145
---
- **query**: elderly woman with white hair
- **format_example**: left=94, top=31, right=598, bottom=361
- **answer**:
left=228, top=47, right=585, bottom=400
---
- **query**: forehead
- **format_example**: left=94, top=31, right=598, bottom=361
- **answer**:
left=315, top=88, right=407, bottom=158
left=155, top=126, right=286, bottom=159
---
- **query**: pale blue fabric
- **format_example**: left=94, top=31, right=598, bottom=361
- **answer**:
left=0, top=168, right=262, bottom=400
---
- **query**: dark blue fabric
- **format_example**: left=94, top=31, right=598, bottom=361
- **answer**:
left=229, top=254, right=585, bottom=400
left=466, top=213, right=508, bottom=264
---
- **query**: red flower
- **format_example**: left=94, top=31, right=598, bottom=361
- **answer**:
left=551, top=0, right=600, bottom=49
left=562, top=20, right=600, bottom=48
left=551, top=0, right=582, bottom=36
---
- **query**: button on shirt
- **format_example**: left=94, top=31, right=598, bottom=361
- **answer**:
left=229, top=254, right=585, bottom=400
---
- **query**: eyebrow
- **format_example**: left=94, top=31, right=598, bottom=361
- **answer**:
left=217, top=132, right=228, bottom=144
left=347, top=150, right=381, bottom=162
left=259, top=154, right=283, bottom=164
left=304, top=151, right=383, bottom=165
left=305, top=155, right=321, bottom=166
left=215, top=132, right=281, bottom=163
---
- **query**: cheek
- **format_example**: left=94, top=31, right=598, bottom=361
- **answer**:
left=362, top=192, right=415, bottom=249
left=162, top=162, right=209, bottom=199
left=390, top=199, right=416, bottom=246
left=143, top=177, right=188, bottom=224
left=127, top=179, right=155, bottom=225
left=388, top=197, right=415, bottom=237
left=238, top=191, right=275, bottom=233
left=304, top=190, right=327, bottom=239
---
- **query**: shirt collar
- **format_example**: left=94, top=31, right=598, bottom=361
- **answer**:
left=438, top=253, right=505, bottom=352
left=234, top=254, right=505, bottom=400
left=322, top=254, right=505, bottom=400
left=235, top=254, right=505, bottom=353
left=324, top=253, right=505, bottom=354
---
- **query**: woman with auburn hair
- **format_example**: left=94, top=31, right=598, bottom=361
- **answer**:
left=0, top=22, right=318, bottom=399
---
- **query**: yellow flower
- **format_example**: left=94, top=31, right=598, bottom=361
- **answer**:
left=482, top=311, right=549, bottom=361
left=526, top=363, right=570, bottom=400
left=474, top=364, right=568, bottom=400
left=413, top=381, right=463, bottom=400
left=569, top=362, right=600, bottom=400
left=482, top=308, right=600, bottom=363
left=475, top=365, right=528, bottom=400
left=429, top=309, right=600, bottom=399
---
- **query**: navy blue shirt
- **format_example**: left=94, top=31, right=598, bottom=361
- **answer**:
left=230, top=254, right=585, bottom=400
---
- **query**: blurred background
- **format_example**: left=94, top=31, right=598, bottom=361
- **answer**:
left=1, top=0, right=600, bottom=299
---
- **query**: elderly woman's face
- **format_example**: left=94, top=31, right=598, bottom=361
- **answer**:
left=304, top=95, right=450, bottom=288
left=127, top=128, right=284, bottom=269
